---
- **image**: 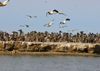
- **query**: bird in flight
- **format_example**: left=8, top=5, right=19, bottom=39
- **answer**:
left=0, top=0, right=10, bottom=7
left=26, top=15, right=37, bottom=18
left=59, top=18, right=70, bottom=25
left=68, top=29, right=78, bottom=32
left=53, top=9, right=67, bottom=16
left=46, top=9, right=59, bottom=17
left=44, top=19, right=54, bottom=27
left=59, top=26, right=67, bottom=28
left=20, top=25, right=31, bottom=28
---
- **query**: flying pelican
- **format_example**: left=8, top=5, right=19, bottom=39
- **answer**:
left=59, top=26, right=67, bottom=28
left=53, top=9, right=67, bottom=16
left=44, top=19, right=54, bottom=27
left=59, top=18, right=70, bottom=25
left=20, top=25, right=31, bottom=28
left=46, top=9, right=59, bottom=17
left=0, top=0, right=10, bottom=7
left=26, top=15, right=37, bottom=18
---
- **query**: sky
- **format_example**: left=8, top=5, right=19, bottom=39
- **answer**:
left=0, top=0, right=100, bottom=34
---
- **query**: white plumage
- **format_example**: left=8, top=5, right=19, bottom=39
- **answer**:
left=0, top=0, right=10, bottom=7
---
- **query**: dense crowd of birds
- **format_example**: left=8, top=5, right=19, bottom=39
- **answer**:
left=0, top=30, right=100, bottom=43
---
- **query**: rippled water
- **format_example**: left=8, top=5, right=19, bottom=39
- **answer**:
left=0, top=55, right=100, bottom=71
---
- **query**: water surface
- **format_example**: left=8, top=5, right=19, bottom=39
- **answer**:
left=0, top=55, right=100, bottom=71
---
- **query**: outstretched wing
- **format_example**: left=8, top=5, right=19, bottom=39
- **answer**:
left=62, top=13, right=67, bottom=16
left=26, top=25, right=29, bottom=27
left=44, top=24, right=48, bottom=27
left=66, top=18, right=70, bottom=21
left=0, top=2, right=3, bottom=5
left=34, top=16, right=37, bottom=18
left=53, top=9, right=59, bottom=13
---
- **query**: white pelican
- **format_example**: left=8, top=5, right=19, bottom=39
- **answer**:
left=26, top=15, right=37, bottom=18
left=44, top=19, right=54, bottom=27
left=59, top=26, right=67, bottom=28
left=59, top=18, right=70, bottom=25
left=0, top=0, right=10, bottom=7
left=53, top=9, right=67, bottom=16
left=46, top=9, right=59, bottom=17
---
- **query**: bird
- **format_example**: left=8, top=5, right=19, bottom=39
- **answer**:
left=44, top=19, right=54, bottom=27
left=26, top=15, right=37, bottom=18
left=0, top=0, right=10, bottom=7
left=53, top=9, right=67, bottom=16
left=59, top=18, right=70, bottom=25
left=59, top=26, right=67, bottom=28
left=25, top=25, right=30, bottom=28
left=20, top=25, right=31, bottom=28
left=46, top=9, right=59, bottom=17
left=68, top=29, right=78, bottom=32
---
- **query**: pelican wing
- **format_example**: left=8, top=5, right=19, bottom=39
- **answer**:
left=62, top=13, right=67, bottom=16
left=46, top=12, right=49, bottom=17
left=66, top=18, right=70, bottom=21
left=34, top=16, right=37, bottom=18
left=26, top=25, right=29, bottom=27
left=0, top=2, right=2, bottom=5
left=44, top=24, right=48, bottom=26
left=53, top=9, right=59, bottom=13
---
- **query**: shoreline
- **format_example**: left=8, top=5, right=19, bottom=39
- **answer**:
left=0, top=51, right=100, bottom=57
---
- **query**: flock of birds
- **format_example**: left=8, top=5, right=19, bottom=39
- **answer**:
left=0, top=0, right=70, bottom=28
left=21, top=9, right=71, bottom=28
left=1, top=0, right=82, bottom=33
left=44, top=9, right=70, bottom=28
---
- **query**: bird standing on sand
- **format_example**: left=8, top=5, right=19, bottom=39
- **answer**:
left=0, top=0, right=10, bottom=7
left=59, top=18, right=70, bottom=25
left=26, top=15, right=37, bottom=18
left=44, top=19, right=54, bottom=27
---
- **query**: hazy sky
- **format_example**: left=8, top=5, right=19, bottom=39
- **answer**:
left=0, top=0, right=100, bottom=34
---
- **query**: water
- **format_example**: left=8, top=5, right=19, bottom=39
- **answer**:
left=0, top=55, right=100, bottom=71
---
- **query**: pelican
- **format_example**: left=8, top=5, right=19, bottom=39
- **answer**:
left=59, top=26, right=67, bottom=28
left=44, top=19, right=54, bottom=27
left=26, top=15, right=37, bottom=18
left=53, top=9, right=67, bottom=16
left=59, top=18, right=70, bottom=25
left=0, top=0, right=10, bottom=7
left=46, top=9, right=59, bottom=17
